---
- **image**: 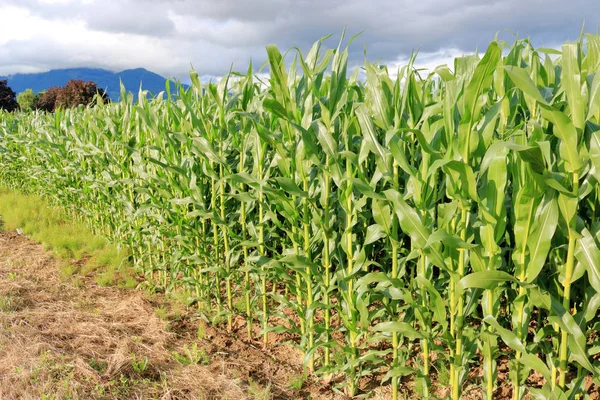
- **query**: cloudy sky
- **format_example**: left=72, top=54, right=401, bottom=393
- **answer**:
left=0, top=0, right=598, bottom=82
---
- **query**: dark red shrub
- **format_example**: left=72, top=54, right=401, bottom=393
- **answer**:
left=35, top=87, right=62, bottom=112
left=55, top=80, right=108, bottom=109
left=35, top=80, right=108, bottom=112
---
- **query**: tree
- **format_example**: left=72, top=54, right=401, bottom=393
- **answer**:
left=0, top=80, right=18, bottom=112
left=17, top=89, right=36, bottom=111
left=36, top=87, right=62, bottom=112
left=34, top=80, right=108, bottom=112
left=55, top=80, right=108, bottom=109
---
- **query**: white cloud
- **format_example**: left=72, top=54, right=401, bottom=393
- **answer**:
left=38, top=0, right=75, bottom=4
left=385, top=48, right=468, bottom=76
left=0, top=6, right=39, bottom=45
left=169, top=12, right=275, bottom=47
left=0, top=0, right=597, bottom=81
left=0, top=4, right=182, bottom=76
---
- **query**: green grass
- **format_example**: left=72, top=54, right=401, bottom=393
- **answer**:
left=171, top=343, right=210, bottom=366
left=0, top=189, right=136, bottom=288
left=154, top=307, right=168, bottom=321
left=287, top=373, right=306, bottom=391
left=248, top=378, right=271, bottom=400
left=0, top=295, right=18, bottom=312
left=197, top=322, right=206, bottom=340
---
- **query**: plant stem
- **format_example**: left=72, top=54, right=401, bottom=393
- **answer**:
left=419, top=252, right=430, bottom=399
left=258, top=149, right=268, bottom=348
left=452, top=205, right=468, bottom=400
left=391, top=224, right=399, bottom=400
left=303, top=177, right=314, bottom=372
left=219, top=161, right=232, bottom=331
left=323, top=155, right=331, bottom=368
left=513, top=197, right=535, bottom=400
left=346, top=158, right=357, bottom=397
left=559, top=171, right=579, bottom=388
left=211, top=173, right=222, bottom=312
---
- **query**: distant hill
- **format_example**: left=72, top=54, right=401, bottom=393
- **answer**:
left=0, top=68, right=185, bottom=101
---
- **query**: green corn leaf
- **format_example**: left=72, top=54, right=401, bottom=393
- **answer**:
left=384, top=189, right=446, bottom=269
left=562, top=42, right=585, bottom=130
left=502, top=65, right=548, bottom=105
left=382, top=367, right=415, bottom=383
left=482, top=316, right=526, bottom=354
left=529, top=288, right=596, bottom=374
left=463, top=41, right=502, bottom=122
left=518, top=354, right=552, bottom=383
left=525, top=196, right=558, bottom=282
left=426, top=229, right=475, bottom=250
left=372, top=199, right=392, bottom=236
left=355, top=103, right=390, bottom=173
left=586, top=72, right=600, bottom=121
left=365, top=224, right=387, bottom=245
left=589, top=129, right=600, bottom=182
left=574, top=228, right=600, bottom=293
left=458, top=271, right=519, bottom=291
left=373, top=321, right=424, bottom=339
left=539, top=105, right=582, bottom=172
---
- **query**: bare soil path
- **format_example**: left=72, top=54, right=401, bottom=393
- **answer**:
left=0, top=230, right=343, bottom=400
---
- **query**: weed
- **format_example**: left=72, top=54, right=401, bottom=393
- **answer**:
left=155, top=307, right=168, bottom=320
left=248, top=378, right=272, bottom=400
left=197, top=322, right=206, bottom=340
left=131, top=353, right=149, bottom=375
left=88, top=358, right=107, bottom=374
left=288, top=373, right=306, bottom=391
left=172, top=343, right=209, bottom=366
left=0, top=295, right=17, bottom=312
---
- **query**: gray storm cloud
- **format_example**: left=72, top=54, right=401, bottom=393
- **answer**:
left=0, top=0, right=597, bottom=80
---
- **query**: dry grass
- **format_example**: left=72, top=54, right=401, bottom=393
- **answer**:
left=0, top=231, right=251, bottom=400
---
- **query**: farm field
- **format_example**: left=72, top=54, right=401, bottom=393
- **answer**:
left=1, top=33, right=600, bottom=400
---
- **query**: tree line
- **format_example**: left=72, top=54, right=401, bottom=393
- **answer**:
left=0, top=79, right=108, bottom=112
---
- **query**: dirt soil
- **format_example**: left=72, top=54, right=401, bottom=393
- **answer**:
left=0, top=230, right=347, bottom=400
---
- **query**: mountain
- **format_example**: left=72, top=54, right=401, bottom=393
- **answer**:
left=0, top=67, right=183, bottom=101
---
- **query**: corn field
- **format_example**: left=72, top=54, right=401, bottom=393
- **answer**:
left=2, top=33, right=600, bottom=399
